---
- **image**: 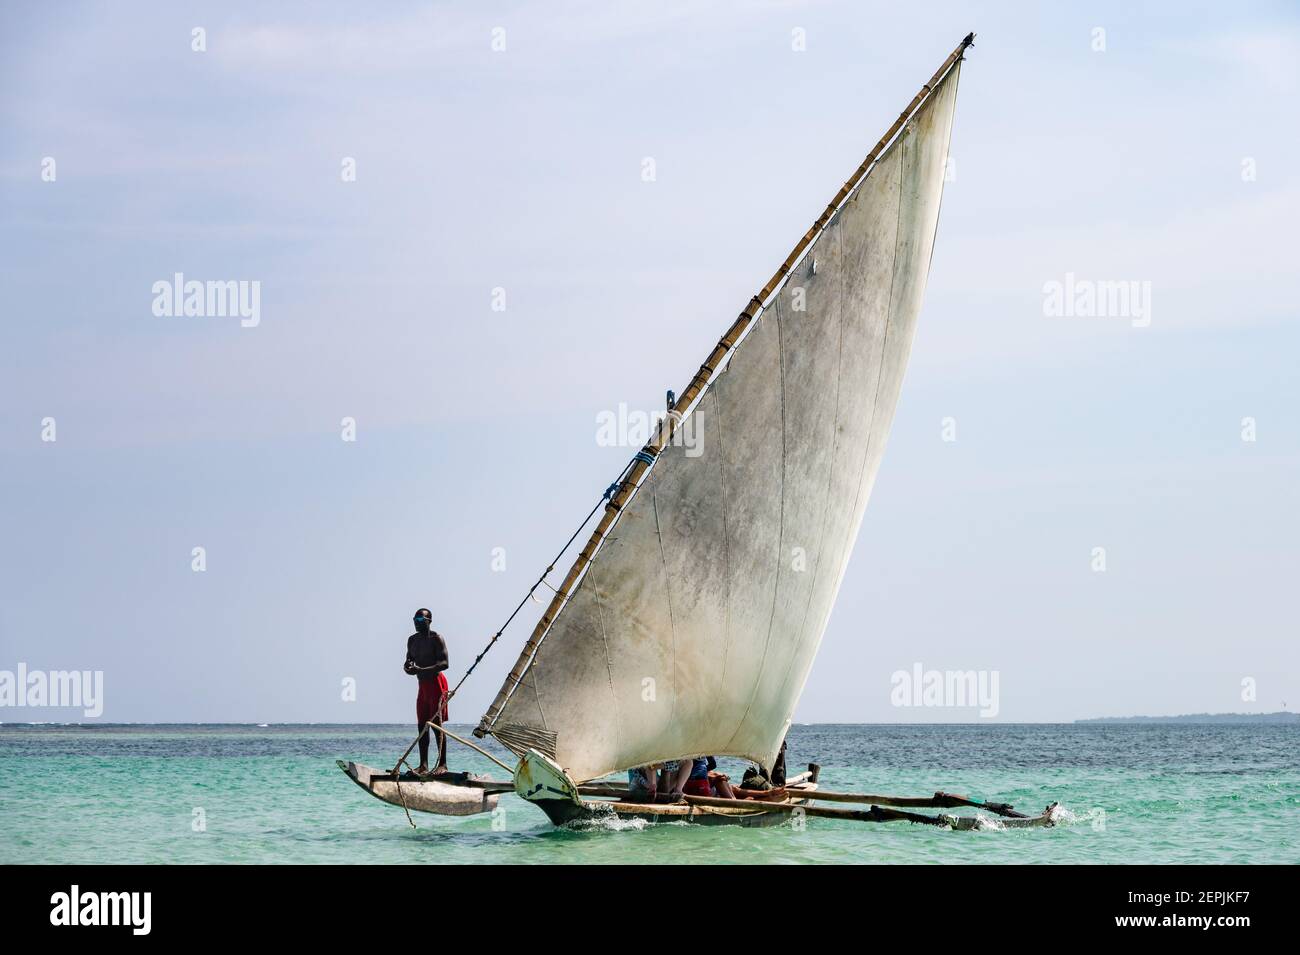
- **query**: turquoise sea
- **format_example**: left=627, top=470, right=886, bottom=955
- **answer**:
left=1, top=723, right=1296, bottom=864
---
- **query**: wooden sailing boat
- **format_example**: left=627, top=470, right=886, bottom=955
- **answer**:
left=341, top=33, right=1057, bottom=830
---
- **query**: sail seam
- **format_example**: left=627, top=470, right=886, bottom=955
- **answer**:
left=590, top=562, right=623, bottom=758
left=816, top=75, right=957, bottom=705
left=650, top=487, right=681, bottom=742
left=927, top=62, right=961, bottom=277
left=794, top=135, right=904, bottom=711
left=723, top=294, right=790, bottom=753
left=823, top=94, right=922, bottom=683
left=849, top=110, right=911, bottom=595
left=775, top=75, right=935, bottom=712
left=529, top=670, right=548, bottom=735
left=824, top=107, right=930, bottom=658
left=780, top=218, right=848, bottom=729
left=713, top=388, right=735, bottom=730
left=858, top=132, right=908, bottom=524
left=788, top=67, right=957, bottom=716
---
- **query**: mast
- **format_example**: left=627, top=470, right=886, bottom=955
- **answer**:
left=475, top=31, right=975, bottom=740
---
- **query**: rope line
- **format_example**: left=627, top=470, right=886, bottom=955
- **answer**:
left=446, top=457, right=637, bottom=701
left=387, top=720, right=514, bottom=825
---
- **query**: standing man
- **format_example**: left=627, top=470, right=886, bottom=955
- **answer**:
left=403, top=608, right=450, bottom=776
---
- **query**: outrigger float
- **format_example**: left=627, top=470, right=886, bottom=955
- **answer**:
left=340, top=744, right=1058, bottom=830
left=341, top=33, right=1060, bottom=832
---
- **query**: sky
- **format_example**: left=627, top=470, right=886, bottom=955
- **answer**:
left=1, top=1, right=1297, bottom=725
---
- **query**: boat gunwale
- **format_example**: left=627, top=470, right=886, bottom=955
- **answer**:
left=570, top=782, right=819, bottom=820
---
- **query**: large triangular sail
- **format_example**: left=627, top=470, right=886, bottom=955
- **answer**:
left=476, top=37, right=970, bottom=783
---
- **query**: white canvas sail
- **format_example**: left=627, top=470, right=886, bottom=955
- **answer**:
left=485, top=62, right=962, bottom=783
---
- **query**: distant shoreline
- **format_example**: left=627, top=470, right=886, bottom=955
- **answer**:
left=1074, top=712, right=1298, bottom=725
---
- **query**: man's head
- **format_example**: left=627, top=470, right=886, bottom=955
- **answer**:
left=413, top=608, right=432, bottom=632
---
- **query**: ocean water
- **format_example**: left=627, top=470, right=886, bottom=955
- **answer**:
left=1, top=723, right=1295, bottom=864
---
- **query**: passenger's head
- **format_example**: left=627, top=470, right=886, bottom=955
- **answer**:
left=413, top=608, right=432, bottom=632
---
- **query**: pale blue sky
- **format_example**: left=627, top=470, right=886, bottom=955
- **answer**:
left=2, top=1, right=1297, bottom=723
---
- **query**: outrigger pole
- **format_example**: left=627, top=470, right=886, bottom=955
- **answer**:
left=475, top=31, right=976, bottom=739
left=793, top=788, right=1027, bottom=818
left=392, top=721, right=515, bottom=778
left=676, top=793, right=1057, bottom=829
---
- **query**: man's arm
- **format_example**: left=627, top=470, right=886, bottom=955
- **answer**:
left=431, top=632, right=449, bottom=674
left=403, top=636, right=417, bottom=675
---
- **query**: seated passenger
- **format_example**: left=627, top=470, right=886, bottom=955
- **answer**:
left=771, top=737, right=788, bottom=787
left=626, top=764, right=657, bottom=802
left=682, top=757, right=713, bottom=797
left=708, top=756, right=737, bottom=800
left=740, top=737, right=788, bottom=791
left=682, top=756, right=738, bottom=798
left=657, top=759, right=693, bottom=798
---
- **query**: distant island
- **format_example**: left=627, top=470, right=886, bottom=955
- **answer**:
left=1076, top=712, right=1298, bottom=725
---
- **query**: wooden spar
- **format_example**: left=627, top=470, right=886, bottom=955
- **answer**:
left=395, top=720, right=515, bottom=774
left=678, top=792, right=954, bottom=826
left=790, top=789, right=1027, bottom=818
left=475, top=31, right=977, bottom=739
left=576, top=783, right=628, bottom=797
left=430, top=721, right=515, bottom=772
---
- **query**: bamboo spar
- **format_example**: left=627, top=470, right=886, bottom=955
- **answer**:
left=475, top=32, right=976, bottom=740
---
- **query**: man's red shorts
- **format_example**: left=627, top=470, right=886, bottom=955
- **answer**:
left=416, top=673, right=449, bottom=726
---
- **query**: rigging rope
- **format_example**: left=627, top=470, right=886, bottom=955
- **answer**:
left=445, top=457, right=638, bottom=701
left=386, top=719, right=516, bottom=829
